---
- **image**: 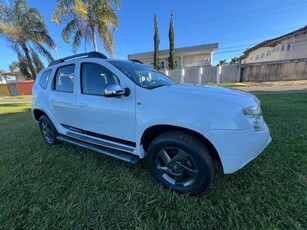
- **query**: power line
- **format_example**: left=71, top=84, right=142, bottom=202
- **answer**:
left=116, top=0, right=307, bottom=41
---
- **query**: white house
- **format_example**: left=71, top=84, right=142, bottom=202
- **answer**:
left=241, top=25, right=307, bottom=64
left=128, top=43, right=218, bottom=69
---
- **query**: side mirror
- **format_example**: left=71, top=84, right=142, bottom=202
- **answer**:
left=104, top=84, right=129, bottom=97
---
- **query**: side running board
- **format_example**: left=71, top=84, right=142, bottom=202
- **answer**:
left=57, top=135, right=140, bottom=165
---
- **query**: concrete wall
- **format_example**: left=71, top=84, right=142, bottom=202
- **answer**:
left=0, top=81, right=34, bottom=96
left=0, top=84, right=11, bottom=96
left=241, top=58, right=307, bottom=82
left=220, top=65, right=240, bottom=82
left=202, top=66, right=217, bottom=84
left=164, top=65, right=240, bottom=84
left=16, top=81, right=34, bottom=95
left=167, top=69, right=181, bottom=83
left=184, top=68, right=199, bottom=84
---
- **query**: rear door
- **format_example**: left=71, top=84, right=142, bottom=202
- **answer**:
left=48, top=64, right=81, bottom=129
left=77, top=60, right=136, bottom=144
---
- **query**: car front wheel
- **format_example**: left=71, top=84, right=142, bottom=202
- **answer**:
left=147, top=131, right=214, bottom=196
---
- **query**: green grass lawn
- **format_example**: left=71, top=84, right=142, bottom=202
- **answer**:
left=0, top=94, right=306, bottom=229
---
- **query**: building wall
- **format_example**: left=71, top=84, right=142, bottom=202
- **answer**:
left=16, top=81, right=34, bottom=95
left=0, top=84, right=10, bottom=96
left=242, top=33, right=307, bottom=64
left=241, top=58, right=307, bottom=82
left=132, top=52, right=212, bottom=70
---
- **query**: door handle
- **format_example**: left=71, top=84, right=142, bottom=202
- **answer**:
left=79, top=103, right=88, bottom=108
left=50, top=98, right=57, bottom=104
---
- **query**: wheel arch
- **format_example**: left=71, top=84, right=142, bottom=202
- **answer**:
left=33, top=109, right=47, bottom=122
left=141, top=125, right=222, bottom=165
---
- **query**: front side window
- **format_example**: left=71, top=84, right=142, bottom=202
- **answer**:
left=39, top=69, right=52, bottom=89
left=109, top=61, right=174, bottom=89
left=81, top=63, right=119, bottom=96
left=54, top=65, right=75, bottom=93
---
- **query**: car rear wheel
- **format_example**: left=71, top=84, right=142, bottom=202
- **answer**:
left=147, top=131, right=214, bottom=196
left=39, top=115, right=60, bottom=145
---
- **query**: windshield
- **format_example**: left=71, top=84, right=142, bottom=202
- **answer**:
left=109, top=60, right=174, bottom=89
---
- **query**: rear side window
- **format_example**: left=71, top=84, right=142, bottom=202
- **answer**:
left=81, top=63, right=119, bottom=96
left=39, top=70, right=52, bottom=89
left=54, top=65, right=75, bottom=93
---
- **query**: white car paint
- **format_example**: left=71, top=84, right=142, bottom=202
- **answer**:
left=32, top=58, right=271, bottom=175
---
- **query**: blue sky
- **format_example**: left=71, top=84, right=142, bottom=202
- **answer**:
left=0, top=0, right=306, bottom=70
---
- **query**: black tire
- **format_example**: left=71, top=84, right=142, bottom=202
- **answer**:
left=147, top=131, right=214, bottom=196
left=39, top=115, right=60, bottom=145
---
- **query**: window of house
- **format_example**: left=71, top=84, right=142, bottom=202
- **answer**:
left=249, top=57, right=253, bottom=61
left=54, top=65, right=75, bottom=93
left=287, top=43, right=292, bottom=51
left=256, top=55, right=259, bottom=60
left=260, top=53, right=265, bottom=59
left=39, top=69, right=52, bottom=89
left=266, top=50, right=272, bottom=57
left=277, top=46, right=280, bottom=52
left=159, top=61, right=165, bottom=69
left=281, top=44, right=285, bottom=52
left=81, top=63, right=119, bottom=96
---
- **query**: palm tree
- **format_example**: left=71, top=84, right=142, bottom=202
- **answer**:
left=229, top=57, right=240, bottom=64
left=52, top=0, right=120, bottom=57
left=0, top=0, right=55, bottom=79
left=0, top=69, right=6, bottom=83
left=217, top=60, right=228, bottom=66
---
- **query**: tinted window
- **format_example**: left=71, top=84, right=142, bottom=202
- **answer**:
left=54, top=65, right=75, bottom=93
left=39, top=69, right=52, bottom=89
left=109, top=61, right=174, bottom=89
left=81, top=63, right=119, bottom=96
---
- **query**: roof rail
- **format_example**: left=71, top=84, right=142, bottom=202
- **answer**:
left=48, top=52, right=108, bottom=67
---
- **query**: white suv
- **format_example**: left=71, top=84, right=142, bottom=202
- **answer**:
left=32, top=52, right=271, bottom=195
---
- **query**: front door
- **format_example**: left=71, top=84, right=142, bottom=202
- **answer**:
left=77, top=62, right=136, bottom=145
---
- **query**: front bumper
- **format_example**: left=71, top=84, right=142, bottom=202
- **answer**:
left=205, top=123, right=272, bottom=174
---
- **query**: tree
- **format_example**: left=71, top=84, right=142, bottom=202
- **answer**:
left=0, top=0, right=55, bottom=79
left=0, top=69, right=6, bottom=83
left=168, top=11, right=176, bottom=70
left=153, top=14, right=160, bottom=70
left=217, top=60, right=228, bottom=66
left=52, top=0, right=120, bottom=57
left=9, top=57, right=44, bottom=80
left=230, top=57, right=240, bottom=64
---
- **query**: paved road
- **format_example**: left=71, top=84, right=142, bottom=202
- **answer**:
left=234, top=84, right=307, bottom=94
left=0, top=97, right=32, bottom=104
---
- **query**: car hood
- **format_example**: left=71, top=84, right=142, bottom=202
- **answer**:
left=162, top=84, right=259, bottom=107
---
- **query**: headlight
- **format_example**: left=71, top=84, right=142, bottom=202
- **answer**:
left=243, top=105, right=264, bottom=131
